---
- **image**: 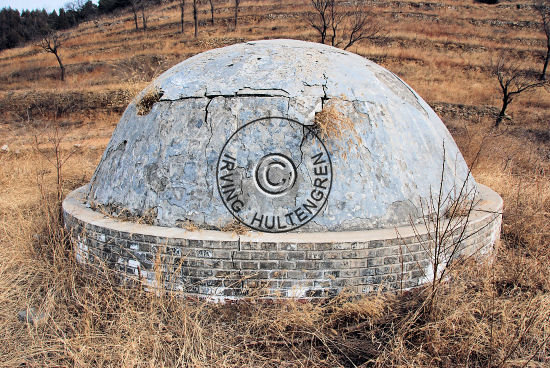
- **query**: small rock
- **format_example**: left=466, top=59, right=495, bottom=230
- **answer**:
left=73, top=143, right=82, bottom=148
left=1, top=144, right=8, bottom=152
left=89, top=145, right=97, bottom=150
left=17, top=307, right=46, bottom=325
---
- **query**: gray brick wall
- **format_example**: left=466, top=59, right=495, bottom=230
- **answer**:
left=63, top=185, right=502, bottom=300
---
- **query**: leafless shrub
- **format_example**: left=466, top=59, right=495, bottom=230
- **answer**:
left=341, top=1, right=383, bottom=50
left=33, top=122, right=79, bottom=223
left=412, top=143, right=480, bottom=299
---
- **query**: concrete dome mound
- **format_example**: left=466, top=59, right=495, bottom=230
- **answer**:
left=86, top=39, right=474, bottom=232
left=63, top=40, right=502, bottom=299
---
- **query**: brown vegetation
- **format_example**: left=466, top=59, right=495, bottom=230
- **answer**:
left=0, top=0, right=549, bottom=366
left=137, top=87, right=164, bottom=115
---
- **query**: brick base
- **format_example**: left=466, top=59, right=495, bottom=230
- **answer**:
left=63, top=184, right=502, bottom=301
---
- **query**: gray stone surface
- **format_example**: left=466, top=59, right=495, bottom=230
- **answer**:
left=87, top=39, right=476, bottom=232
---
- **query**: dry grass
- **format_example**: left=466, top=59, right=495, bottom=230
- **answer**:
left=1, top=0, right=550, bottom=366
left=136, top=87, right=164, bottom=116
left=219, top=220, right=251, bottom=235
left=313, top=100, right=363, bottom=160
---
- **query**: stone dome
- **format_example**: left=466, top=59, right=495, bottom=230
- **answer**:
left=87, top=39, right=476, bottom=233
left=65, top=39, right=501, bottom=299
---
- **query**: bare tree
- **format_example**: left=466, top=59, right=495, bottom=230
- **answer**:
left=130, top=0, right=140, bottom=30
left=179, top=0, right=185, bottom=33
left=127, top=0, right=148, bottom=31
left=140, top=0, right=147, bottom=30
left=193, top=0, right=198, bottom=37
left=308, top=0, right=330, bottom=44
left=328, top=0, right=344, bottom=47
left=493, top=55, right=546, bottom=127
left=342, top=2, right=383, bottom=50
left=208, top=0, right=215, bottom=25
left=535, top=0, right=550, bottom=80
left=308, top=0, right=383, bottom=50
left=41, top=33, right=65, bottom=81
left=234, top=0, right=240, bottom=29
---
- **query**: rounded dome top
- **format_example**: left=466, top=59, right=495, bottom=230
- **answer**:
left=87, top=39, right=476, bottom=232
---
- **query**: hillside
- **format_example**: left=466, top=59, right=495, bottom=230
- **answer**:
left=0, top=0, right=549, bottom=366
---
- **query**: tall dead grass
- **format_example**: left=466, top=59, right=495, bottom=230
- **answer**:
left=1, top=115, right=549, bottom=368
left=0, top=0, right=549, bottom=366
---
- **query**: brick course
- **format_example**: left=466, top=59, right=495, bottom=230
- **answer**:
left=64, top=184, right=502, bottom=300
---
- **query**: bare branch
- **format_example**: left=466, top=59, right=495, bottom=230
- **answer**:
left=129, top=0, right=140, bottom=30
left=208, top=0, right=215, bottom=25
left=535, top=0, right=550, bottom=79
left=343, top=2, right=383, bottom=50
left=234, top=0, right=240, bottom=29
left=40, top=32, right=65, bottom=81
left=193, top=0, right=198, bottom=38
left=307, top=0, right=331, bottom=44
left=306, top=0, right=384, bottom=49
left=179, top=0, right=185, bottom=33
left=140, top=0, right=147, bottom=30
left=492, top=54, right=547, bottom=127
left=329, top=0, right=345, bottom=47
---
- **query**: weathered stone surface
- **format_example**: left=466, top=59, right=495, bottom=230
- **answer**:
left=87, top=39, right=476, bottom=232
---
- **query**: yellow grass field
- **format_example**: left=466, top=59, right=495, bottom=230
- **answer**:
left=0, top=0, right=549, bottom=366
